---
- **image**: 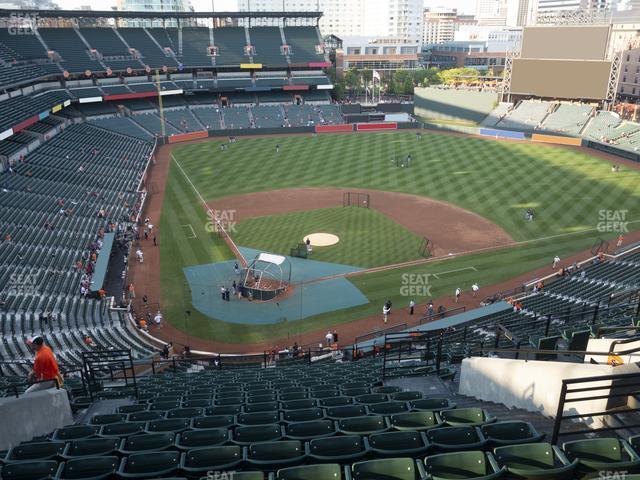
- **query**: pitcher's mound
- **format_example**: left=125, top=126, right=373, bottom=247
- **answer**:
left=304, top=233, right=340, bottom=247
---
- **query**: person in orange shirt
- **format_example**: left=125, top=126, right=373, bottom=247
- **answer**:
left=25, top=336, right=61, bottom=393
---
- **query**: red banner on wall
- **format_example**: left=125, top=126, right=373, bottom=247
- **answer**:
left=356, top=123, right=397, bottom=131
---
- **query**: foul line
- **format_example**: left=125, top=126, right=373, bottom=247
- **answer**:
left=432, top=266, right=477, bottom=280
left=171, top=154, right=247, bottom=267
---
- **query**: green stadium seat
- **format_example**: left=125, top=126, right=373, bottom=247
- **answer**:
left=285, top=420, right=337, bottom=440
left=275, top=463, right=343, bottom=480
left=55, top=455, right=119, bottom=479
left=562, top=438, right=640, bottom=475
left=207, top=405, right=242, bottom=416
left=127, top=411, right=163, bottom=422
left=118, top=432, right=176, bottom=454
left=326, top=405, right=368, bottom=419
left=118, top=451, right=180, bottom=479
left=338, top=415, right=389, bottom=435
left=319, top=396, right=353, bottom=407
left=231, top=472, right=265, bottom=480
left=368, top=431, right=430, bottom=457
left=343, top=382, right=370, bottom=390
left=246, top=440, right=306, bottom=468
left=391, top=391, right=423, bottom=401
left=99, top=422, right=146, bottom=437
left=182, top=399, right=212, bottom=408
left=238, top=411, right=280, bottom=426
left=355, top=393, right=388, bottom=405
left=351, top=457, right=423, bottom=480
left=441, top=408, right=496, bottom=427
left=180, top=446, right=243, bottom=474
left=90, top=414, right=126, bottom=425
left=52, top=426, right=99, bottom=441
left=1, top=460, right=58, bottom=480
left=183, top=393, right=213, bottom=401
left=281, top=407, right=324, bottom=423
left=248, top=394, right=278, bottom=404
left=233, top=424, right=283, bottom=445
left=411, top=398, right=456, bottom=412
left=528, top=335, right=560, bottom=361
left=428, top=426, right=488, bottom=452
left=149, top=401, right=181, bottom=411
left=307, top=435, right=368, bottom=463
left=116, top=404, right=148, bottom=414
left=369, top=401, right=410, bottom=415
left=61, top=438, right=120, bottom=459
left=150, top=395, right=182, bottom=404
left=215, top=397, right=243, bottom=406
left=282, top=399, right=316, bottom=411
left=314, top=390, right=341, bottom=399
left=166, top=407, right=203, bottom=419
left=245, top=402, right=280, bottom=413
left=6, top=442, right=65, bottom=461
left=175, top=428, right=229, bottom=450
left=424, top=451, right=505, bottom=480
left=146, top=418, right=191, bottom=433
left=481, top=421, right=545, bottom=447
left=390, top=411, right=444, bottom=431
left=280, top=392, right=309, bottom=402
left=247, top=388, right=275, bottom=397
left=374, top=386, right=403, bottom=394
left=494, top=443, right=577, bottom=479
left=192, top=415, right=236, bottom=429
left=342, top=387, right=370, bottom=397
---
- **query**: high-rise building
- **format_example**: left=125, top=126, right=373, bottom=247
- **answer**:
left=534, top=0, right=611, bottom=14
left=422, top=8, right=477, bottom=45
left=117, top=0, right=191, bottom=26
left=237, top=0, right=423, bottom=44
left=476, top=0, right=533, bottom=26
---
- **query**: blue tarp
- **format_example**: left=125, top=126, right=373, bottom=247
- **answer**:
left=89, top=232, right=115, bottom=292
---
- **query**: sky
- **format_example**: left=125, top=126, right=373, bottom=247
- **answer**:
left=55, top=0, right=479, bottom=15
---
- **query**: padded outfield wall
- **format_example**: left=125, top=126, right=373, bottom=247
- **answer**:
left=414, top=87, right=498, bottom=124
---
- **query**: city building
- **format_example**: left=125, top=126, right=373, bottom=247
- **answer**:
left=117, top=0, right=191, bottom=26
left=422, top=41, right=508, bottom=71
left=422, top=8, right=476, bottom=45
left=618, top=47, right=640, bottom=101
left=237, top=0, right=423, bottom=44
left=476, top=0, right=534, bottom=27
left=336, top=36, right=421, bottom=75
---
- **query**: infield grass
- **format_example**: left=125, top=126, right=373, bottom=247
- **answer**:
left=159, top=130, right=640, bottom=344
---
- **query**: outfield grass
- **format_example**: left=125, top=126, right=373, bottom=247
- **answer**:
left=160, top=131, right=640, bottom=344
left=232, top=207, right=425, bottom=268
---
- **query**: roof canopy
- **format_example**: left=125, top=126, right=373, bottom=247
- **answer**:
left=257, top=252, right=286, bottom=266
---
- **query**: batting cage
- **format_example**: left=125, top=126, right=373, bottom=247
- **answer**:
left=241, top=252, right=292, bottom=301
left=419, top=237, right=434, bottom=258
left=343, top=192, right=370, bottom=208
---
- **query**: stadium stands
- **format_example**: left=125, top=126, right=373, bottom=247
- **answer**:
left=191, top=106, right=223, bottom=129
left=284, top=104, right=322, bottom=127
left=79, top=28, right=142, bottom=72
left=88, top=116, right=155, bottom=140
left=480, top=103, right=512, bottom=127
left=131, top=112, right=181, bottom=136
left=252, top=105, right=286, bottom=128
left=39, top=28, right=103, bottom=74
left=538, top=103, right=594, bottom=135
left=163, top=109, right=205, bottom=133
left=283, top=26, right=324, bottom=64
left=496, top=100, right=552, bottom=130
left=0, top=122, right=156, bottom=375
left=214, top=27, right=249, bottom=66
left=248, top=27, right=287, bottom=67
left=117, top=28, right=177, bottom=68
left=582, top=111, right=623, bottom=142
left=180, top=27, right=214, bottom=68
left=222, top=107, right=252, bottom=129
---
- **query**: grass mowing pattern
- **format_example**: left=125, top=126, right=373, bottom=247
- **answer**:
left=232, top=207, right=425, bottom=268
left=160, top=131, right=640, bottom=344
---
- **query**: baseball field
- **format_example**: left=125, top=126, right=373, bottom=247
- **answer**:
left=156, top=130, right=640, bottom=346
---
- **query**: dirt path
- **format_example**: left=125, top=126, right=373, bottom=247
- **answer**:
left=208, top=187, right=513, bottom=257
left=126, top=129, right=640, bottom=355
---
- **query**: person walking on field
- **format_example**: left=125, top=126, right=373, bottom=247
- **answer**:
left=617, top=235, right=624, bottom=248
left=552, top=255, right=560, bottom=269
left=409, top=299, right=415, bottom=315
left=471, top=283, right=479, bottom=298
left=383, top=304, right=390, bottom=324
left=455, top=287, right=461, bottom=303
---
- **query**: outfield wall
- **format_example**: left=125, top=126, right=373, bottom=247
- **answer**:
left=479, top=128, right=525, bottom=140
left=531, top=133, right=583, bottom=146
left=414, top=87, right=498, bottom=124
